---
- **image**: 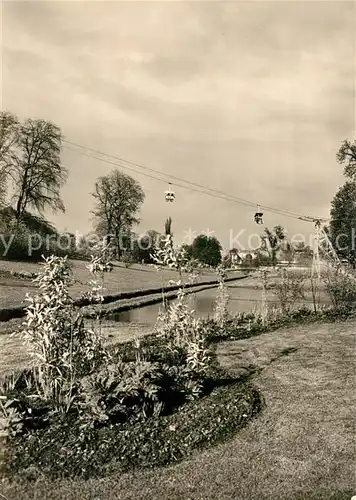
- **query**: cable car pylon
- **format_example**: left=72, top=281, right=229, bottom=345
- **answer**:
left=299, top=216, right=348, bottom=279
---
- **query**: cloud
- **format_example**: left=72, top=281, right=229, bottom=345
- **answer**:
left=1, top=1, right=355, bottom=245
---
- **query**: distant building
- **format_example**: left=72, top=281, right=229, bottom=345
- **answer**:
left=237, top=249, right=257, bottom=261
left=222, top=248, right=261, bottom=267
left=230, top=248, right=241, bottom=266
left=221, top=248, right=242, bottom=268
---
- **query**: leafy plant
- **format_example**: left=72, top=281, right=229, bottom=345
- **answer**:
left=151, top=233, right=190, bottom=281
left=0, top=398, right=23, bottom=437
left=77, top=358, right=164, bottom=427
left=22, top=255, right=106, bottom=410
left=152, top=234, right=213, bottom=399
left=214, top=266, right=230, bottom=329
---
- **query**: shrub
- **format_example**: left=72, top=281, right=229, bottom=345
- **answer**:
left=154, top=289, right=212, bottom=400
left=0, top=229, right=82, bottom=262
left=252, top=252, right=272, bottom=267
left=325, top=268, right=356, bottom=308
left=214, top=267, right=230, bottom=330
left=0, top=230, right=44, bottom=261
left=270, top=268, right=306, bottom=314
left=0, top=208, right=65, bottom=262
left=151, top=233, right=213, bottom=398
left=205, top=304, right=317, bottom=344
left=22, top=255, right=106, bottom=408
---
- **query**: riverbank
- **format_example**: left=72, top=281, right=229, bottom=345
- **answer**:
left=0, top=258, right=246, bottom=321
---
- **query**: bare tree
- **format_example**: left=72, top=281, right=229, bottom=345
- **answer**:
left=8, top=118, right=67, bottom=220
left=0, top=111, right=19, bottom=207
left=92, top=169, right=145, bottom=258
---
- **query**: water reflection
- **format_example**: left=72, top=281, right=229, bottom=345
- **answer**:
left=109, top=285, right=331, bottom=325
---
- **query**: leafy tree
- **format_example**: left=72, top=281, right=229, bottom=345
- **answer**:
left=191, top=234, right=222, bottom=267
left=92, top=169, right=145, bottom=258
left=293, top=242, right=313, bottom=265
left=253, top=251, right=271, bottom=267
left=280, top=240, right=294, bottom=263
left=6, top=117, right=67, bottom=220
left=0, top=111, right=19, bottom=207
left=131, top=230, right=161, bottom=263
left=337, top=139, right=356, bottom=180
left=330, top=181, right=356, bottom=265
left=260, top=225, right=286, bottom=267
left=330, top=140, right=356, bottom=266
left=181, top=243, right=193, bottom=260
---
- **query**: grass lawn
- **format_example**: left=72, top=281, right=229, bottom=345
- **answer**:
left=1, top=319, right=355, bottom=499
left=0, top=259, right=240, bottom=310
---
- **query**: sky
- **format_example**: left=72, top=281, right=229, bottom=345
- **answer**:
left=1, top=0, right=355, bottom=249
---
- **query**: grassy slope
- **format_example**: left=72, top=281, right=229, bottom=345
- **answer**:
left=1, top=320, right=355, bottom=500
left=0, top=259, right=229, bottom=309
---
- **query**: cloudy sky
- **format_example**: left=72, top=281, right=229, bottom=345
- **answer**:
left=1, top=0, right=355, bottom=248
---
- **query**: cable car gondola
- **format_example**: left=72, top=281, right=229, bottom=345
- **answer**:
left=165, top=183, right=175, bottom=202
left=254, top=204, right=264, bottom=224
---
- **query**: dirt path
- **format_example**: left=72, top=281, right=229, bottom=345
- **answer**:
left=2, top=320, right=355, bottom=499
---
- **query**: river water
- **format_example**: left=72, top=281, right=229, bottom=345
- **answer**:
left=109, top=281, right=331, bottom=325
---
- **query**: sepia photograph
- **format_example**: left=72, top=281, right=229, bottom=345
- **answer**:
left=0, top=1, right=355, bottom=499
